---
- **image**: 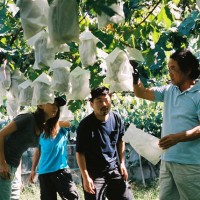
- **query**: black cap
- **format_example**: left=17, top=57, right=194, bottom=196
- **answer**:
left=90, top=86, right=109, bottom=101
left=54, top=97, right=66, bottom=106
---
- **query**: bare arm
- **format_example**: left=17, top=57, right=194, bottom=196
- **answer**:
left=117, top=140, right=128, bottom=181
left=29, top=148, right=40, bottom=183
left=76, top=152, right=95, bottom=194
left=0, top=121, right=17, bottom=179
left=159, top=124, right=200, bottom=149
left=59, top=121, right=70, bottom=128
left=133, top=80, right=155, bottom=101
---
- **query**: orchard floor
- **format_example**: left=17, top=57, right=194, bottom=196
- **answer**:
left=20, top=178, right=159, bottom=200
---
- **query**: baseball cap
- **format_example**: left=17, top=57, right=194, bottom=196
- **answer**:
left=54, top=97, right=66, bottom=106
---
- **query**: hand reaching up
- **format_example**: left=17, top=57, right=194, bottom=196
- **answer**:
left=130, top=60, right=139, bottom=84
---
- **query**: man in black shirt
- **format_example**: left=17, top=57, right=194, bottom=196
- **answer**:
left=76, top=86, right=133, bottom=200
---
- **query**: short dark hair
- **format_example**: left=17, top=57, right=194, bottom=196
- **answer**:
left=170, top=49, right=200, bottom=79
left=90, top=86, right=109, bottom=102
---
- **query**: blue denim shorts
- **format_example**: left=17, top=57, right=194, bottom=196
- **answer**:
left=0, top=164, right=17, bottom=200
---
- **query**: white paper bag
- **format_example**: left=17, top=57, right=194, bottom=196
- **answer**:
left=16, top=0, right=49, bottom=39
left=125, top=47, right=145, bottom=62
left=6, top=92, right=19, bottom=117
left=79, top=29, right=101, bottom=67
left=48, top=0, right=79, bottom=46
left=50, top=59, right=71, bottom=93
left=18, top=80, right=33, bottom=106
left=9, top=70, right=26, bottom=99
left=97, top=1, right=125, bottom=29
left=31, top=73, right=54, bottom=105
left=0, top=66, right=11, bottom=90
left=123, top=123, right=165, bottom=165
left=66, top=67, right=90, bottom=100
left=59, top=106, right=74, bottom=121
left=104, top=47, right=133, bottom=92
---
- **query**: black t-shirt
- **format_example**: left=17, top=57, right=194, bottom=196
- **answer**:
left=4, top=113, right=39, bottom=167
left=76, top=111, right=125, bottom=172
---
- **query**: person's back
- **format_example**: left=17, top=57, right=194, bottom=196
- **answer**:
left=4, top=113, right=37, bottom=168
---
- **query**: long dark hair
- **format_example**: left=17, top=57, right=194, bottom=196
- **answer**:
left=33, top=107, right=45, bottom=134
left=170, top=49, right=200, bottom=80
left=33, top=106, right=60, bottom=138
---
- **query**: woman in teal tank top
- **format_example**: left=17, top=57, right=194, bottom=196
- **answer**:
left=30, top=125, right=79, bottom=200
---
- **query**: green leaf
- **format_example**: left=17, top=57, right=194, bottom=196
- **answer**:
left=151, top=28, right=160, bottom=44
left=98, top=4, right=116, bottom=17
left=0, top=37, right=7, bottom=44
left=178, top=18, right=195, bottom=36
left=93, top=30, right=114, bottom=48
left=68, top=100, right=85, bottom=113
left=157, top=6, right=173, bottom=29
left=172, top=0, right=181, bottom=5
left=162, top=6, right=173, bottom=29
left=178, top=11, right=199, bottom=36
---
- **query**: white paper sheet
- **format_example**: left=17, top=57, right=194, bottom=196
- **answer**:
left=123, top=123, right=165, bottom=165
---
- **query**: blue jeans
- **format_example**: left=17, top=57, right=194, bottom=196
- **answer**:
left=0, top=165, right=17, bottom=200
left=83, top=168, right=133, bottom=200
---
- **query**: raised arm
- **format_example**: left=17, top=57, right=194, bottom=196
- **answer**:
left=59, top=120, right=71, bottom=128
left=130, top=60, right=155, bottom=101
left=133, top=81, right=155, bottom=101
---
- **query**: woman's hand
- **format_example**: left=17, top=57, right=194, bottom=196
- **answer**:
left=29, top=170, right=36, bottom=183
left=0, top=161, right=10, bottom=180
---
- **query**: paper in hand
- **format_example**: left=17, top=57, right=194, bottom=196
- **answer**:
left=123, top=123, right=165, bottom=165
